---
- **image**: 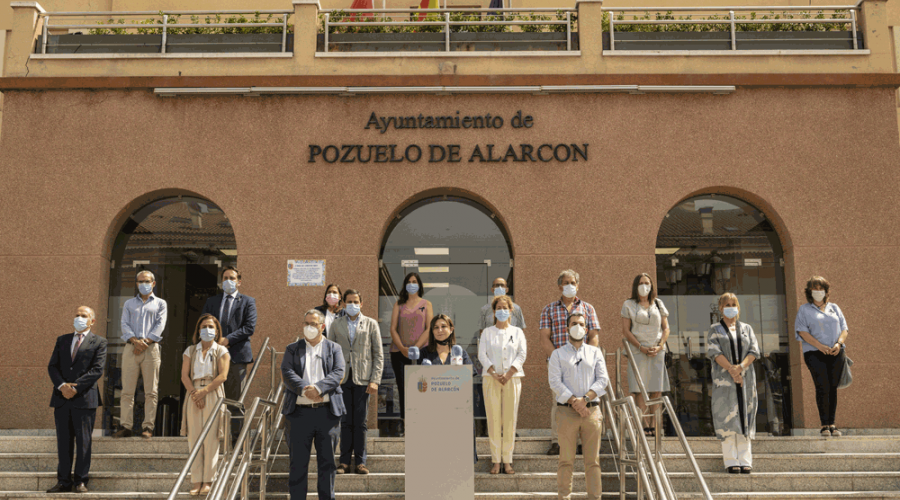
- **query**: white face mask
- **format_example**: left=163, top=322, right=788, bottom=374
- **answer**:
left=562, top=284, right=577, bottom=298
left=812, top=290, right=826, bottom=302
left=303, top=325, right=319, bottom=340
left=200, top=327, right=216, bottom=342
left=723, top=307, right=739, bottom=319
left=638, top=284, right=652, bottom=297
left=74, top=317, right=90, bottom=333
left=493, top=286, right=506, bottom=297
left=569, top=324, right=586, bottom=341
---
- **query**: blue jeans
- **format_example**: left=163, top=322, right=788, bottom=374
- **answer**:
left=286, top=406, right=340, bottom=500
left=339, top=382, right=370, bottom=466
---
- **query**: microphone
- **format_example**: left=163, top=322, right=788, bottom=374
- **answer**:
left=421, top=359, right=432, bottom=366
left=408, top=346, right=420, bottom=361
left=451, top=345, right=463, bottom=366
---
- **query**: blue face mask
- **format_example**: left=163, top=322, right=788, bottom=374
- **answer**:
left=406, top=283, right=420, bottom=295
left=138, top=283, right=153, bottom=295
left=222, top=279, right=238, bottom=294
left=345, top=303, right=361, bottom=317
left=723, top=307, right=739, bottom=319
left=493, top=286, right=506, bottom=297
left=74, top=317, right=90, bottom=332
left=495, top=309, right=511, bottom=322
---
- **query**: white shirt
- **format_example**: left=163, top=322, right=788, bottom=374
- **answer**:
left=184, top=343, right=221, bottom=380
left=297, top=339, right=330, bottom=404
left=325, top=309, right=337, bottom=333
left=548, top=341, right=609, bottom=404
left=218, top=291, right=239, bottom=323
left=478, top=325, right=527, bottom=377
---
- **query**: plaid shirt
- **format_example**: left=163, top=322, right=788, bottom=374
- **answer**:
left=540, top=297, right=601, bottom=349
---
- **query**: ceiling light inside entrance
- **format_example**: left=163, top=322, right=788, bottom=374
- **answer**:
left=418, top=267, right=449, bottom=273
left=414, top=248, right=449, bottom=255
left=655, top=248, right=680, bottom=255
left=424, top=283, right=450, bottom=288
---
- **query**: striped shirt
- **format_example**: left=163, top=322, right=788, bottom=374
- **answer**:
left=540, top=297, right=600, bottom=349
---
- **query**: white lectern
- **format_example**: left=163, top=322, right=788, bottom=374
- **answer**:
left=405, top=365, right=474, bottom=499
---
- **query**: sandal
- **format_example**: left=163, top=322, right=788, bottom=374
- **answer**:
left=726, top=466, right=740, bottom=474
left=503, top=463, right=515, bottom=475
left=644, top=427, right=655, bottom=437
left=490, top=463, right=501, bottom=475
left=740, top=467, right=752, bottom=474
left=829, top=426, right=842, bottom=437
left=820, top=426, right=832, bottom=437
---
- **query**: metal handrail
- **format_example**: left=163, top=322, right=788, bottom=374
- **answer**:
left=604, top=5, right=861, bottom=53
left=166, top=337, right=272, bottom=500
left=621, top=341, right=713, bottom=500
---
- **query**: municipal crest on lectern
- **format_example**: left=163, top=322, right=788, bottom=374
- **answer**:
left=417, top=376, right=428, bottom=393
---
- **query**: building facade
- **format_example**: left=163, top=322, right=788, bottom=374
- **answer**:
left=0, top=0, right=898, bottom=436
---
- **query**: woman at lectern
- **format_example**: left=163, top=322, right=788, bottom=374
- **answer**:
left=417, top=314, right=478, bottom=464
left=478, top=295, right=527, bottom=475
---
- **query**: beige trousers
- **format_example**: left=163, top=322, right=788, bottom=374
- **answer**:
left=120, top=342, right=161, bottom=431
left=551, top=394, right=581, bottom=447
left=557, top=405, right=603, bottom=500
left=483, top=377, right=522, bottom=463
left=186, top=380, right=222, bottom=483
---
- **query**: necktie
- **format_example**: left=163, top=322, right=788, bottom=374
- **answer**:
left=222, top=295, right=234, bottom=324
left=71, top=334, right=84, bottom=361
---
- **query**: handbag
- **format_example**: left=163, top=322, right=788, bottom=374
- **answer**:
left=838, top=349, right=853, bottom=389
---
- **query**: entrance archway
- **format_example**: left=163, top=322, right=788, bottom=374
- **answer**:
left=376, top=194, right=513, bottom=436
left=656, top=194, right=792, bottom=437
left=104, top=196, right=237, bottom=435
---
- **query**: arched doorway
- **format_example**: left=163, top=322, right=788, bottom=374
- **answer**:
left=377, top=194, right=513, bottom=436
left=656, top=194, right=793, bottom=437
left=104, top=196, right=237, bottom=435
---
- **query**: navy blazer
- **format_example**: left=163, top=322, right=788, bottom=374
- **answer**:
left=48, top=332, right=108, bottom=409
left=202, top=292, right=257, bottom=364
left=281, top=338, right=346, bottom=418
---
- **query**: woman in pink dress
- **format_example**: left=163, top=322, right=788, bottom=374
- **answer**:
left=389, top=272, right=433, bottom=436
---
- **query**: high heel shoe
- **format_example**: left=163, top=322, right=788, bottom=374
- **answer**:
left=190, top=484, right=201, bottom=496
left=200, top=484, right=212, bottom=495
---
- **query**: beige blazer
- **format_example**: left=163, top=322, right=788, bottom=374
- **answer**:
left=331, top=314, right=385, bottom=386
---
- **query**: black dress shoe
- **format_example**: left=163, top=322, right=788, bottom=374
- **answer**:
left=546, top=443, right=560, bottom=455
left=75, top=483, right=88, bottom=493
left=46, top=482, right=72, bottom=493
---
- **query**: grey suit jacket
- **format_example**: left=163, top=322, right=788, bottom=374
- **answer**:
left=331, top=314, right=385, bottom=386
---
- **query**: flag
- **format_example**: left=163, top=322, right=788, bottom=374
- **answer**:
left=417, top=0, right=439, bottom=21
left=349, top=0, right=374, bottom=22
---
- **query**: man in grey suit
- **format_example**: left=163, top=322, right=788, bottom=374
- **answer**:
left=330, top=289, right=384, bottom=475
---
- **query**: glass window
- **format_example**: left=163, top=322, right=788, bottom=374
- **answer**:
left=656, top=195, right=792, bottom=436
left=104, top=197, right=236, bottom=435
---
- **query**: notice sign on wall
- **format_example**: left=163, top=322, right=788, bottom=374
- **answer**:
left=287, top=259, right=326, bottom=286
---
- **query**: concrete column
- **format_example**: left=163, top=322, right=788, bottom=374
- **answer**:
left=5, top=1, right=44, bottom=77
left=859, top=0, right=892, bottom=72
left=293, top=0, right=321, bottom=66
left=575, top=0, right=603, bottom=72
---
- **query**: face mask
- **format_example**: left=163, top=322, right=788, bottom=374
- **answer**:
left=495, top=309, right=511, bottom=322
left=138, top=283, right=153, bottom=295
left=222, top=279, right=237, bottom=294
left=569, top=324, right=586, bottom=341
left=723, top=307, right=739, bottom=319
left=74, top=317, right=90, bottom=332
left=303, top=325, right=319, bottom=340
left=406, top=283, right=420, bottom=295
left=200, top=328, right=216, bottom=342
left=812, top=290, right=826, bottom=302
left=345, top=303, right=361, bottom=317
left=562, top=284, right=577, bottom=298
left=325, top=293, right=340, bottom=306
left=435, top=337, right=452, bottom=346
left=638, top=284, right=652, bottom=297
left=493, top=286, right=506, bottom=297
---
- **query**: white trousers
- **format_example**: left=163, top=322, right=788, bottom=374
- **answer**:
left=721, top=434, right=752, bottom=467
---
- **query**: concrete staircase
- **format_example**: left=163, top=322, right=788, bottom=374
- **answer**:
left=1, top=435, right=899, bottom=499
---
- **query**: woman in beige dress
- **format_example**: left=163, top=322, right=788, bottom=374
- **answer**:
left=180, top=314, right=230, bottom=495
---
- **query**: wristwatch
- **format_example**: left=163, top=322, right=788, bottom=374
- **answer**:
left=583, top=396, right=590, bottom=404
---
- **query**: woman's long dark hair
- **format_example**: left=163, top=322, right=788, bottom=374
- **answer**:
left=398, top=272, right=424, bottom=305
left=629, top=273, right=658, bottom=303
left=321, top=284, right=342, bottom=308
left=427, top=314, right=456, bottom=353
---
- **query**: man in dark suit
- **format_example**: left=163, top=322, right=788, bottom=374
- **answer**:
left=281, top=309, right=346, bottom=500
left=46, top=306, right=108, bottom=493
left=201, top=266, right=257, bottom=442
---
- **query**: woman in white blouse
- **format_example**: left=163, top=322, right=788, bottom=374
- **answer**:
left=478, top=295, right=527, bottom=475
left=621, top=273, right=670, bottom=437
left=180, top=314, right=230, bottom=496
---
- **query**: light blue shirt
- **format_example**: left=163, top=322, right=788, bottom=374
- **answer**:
left=548, top=341, right=609, bottom=404
left=347, top=315, right=361, bottom=345
left=121, top=293, right=168, bottom=343
left=794, top=302, right=848, bottom=353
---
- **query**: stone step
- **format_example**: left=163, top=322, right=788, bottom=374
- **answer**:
left=5, top=471, right=899, bottom=494
left=7, top=452, right=900, bottom=475
left=1, top=493, right=900, bottom=500
left=4, top=435, right=899, bottom=455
